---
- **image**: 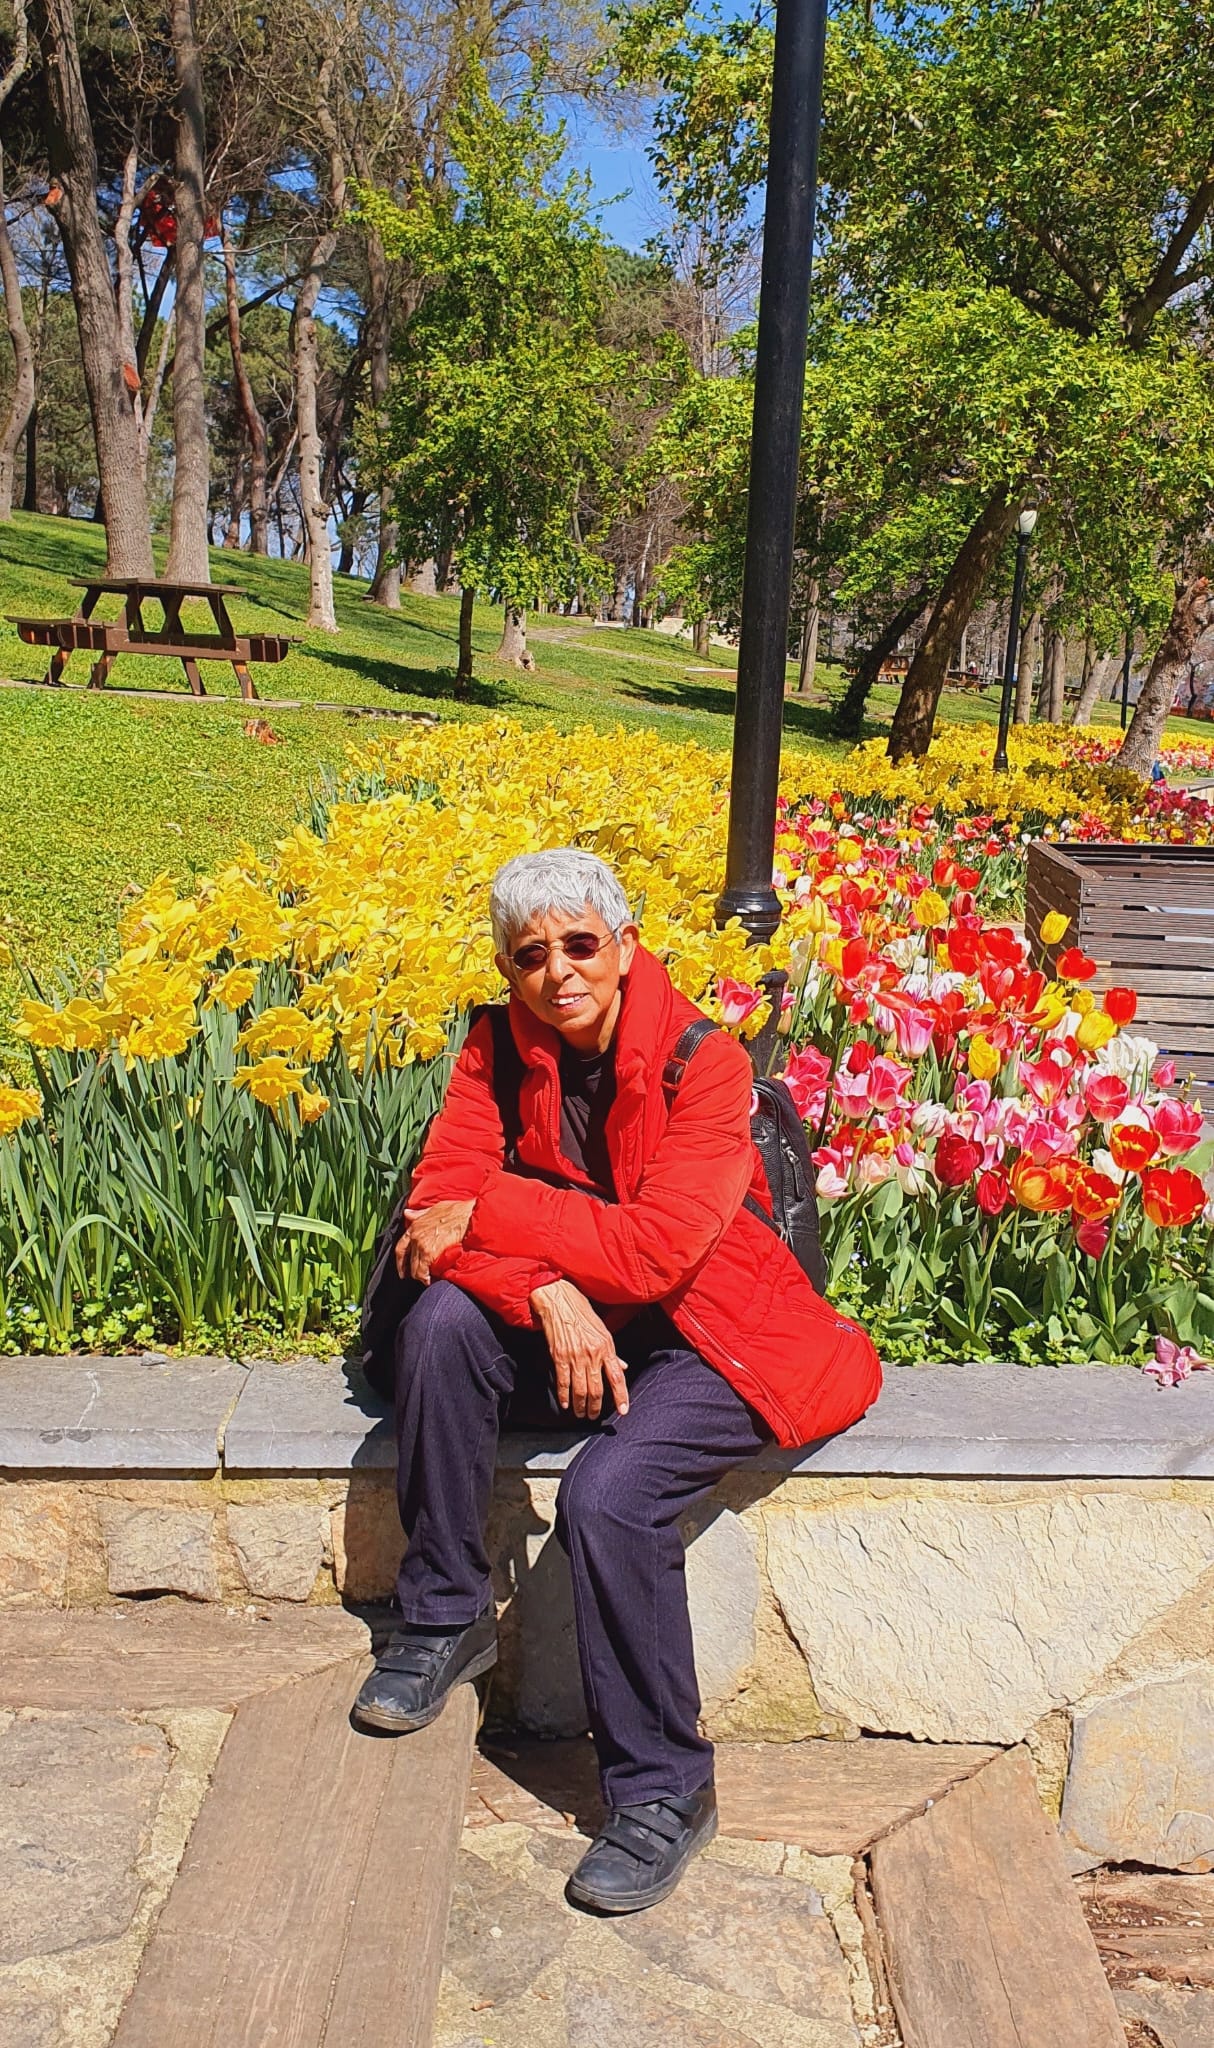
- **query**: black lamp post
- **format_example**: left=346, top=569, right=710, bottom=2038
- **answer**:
left=993, top=506, right=1038, bottom=773
left=716, top=0, right=827, bottom=947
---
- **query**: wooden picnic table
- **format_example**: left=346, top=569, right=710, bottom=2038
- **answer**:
left=8, top=575, right=296, bottom=701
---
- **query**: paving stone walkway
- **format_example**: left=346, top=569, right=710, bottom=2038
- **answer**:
left=0, top=1703, right=227, bottom=2048
left=441, top=1744, right=879, bottom=2048
left=0, top=1692, right=883, bottom=2048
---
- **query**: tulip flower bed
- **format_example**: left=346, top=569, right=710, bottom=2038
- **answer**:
left=771, top=805, right=1213, bottom=1365
left=0, top=717, right=1210, bottom=1360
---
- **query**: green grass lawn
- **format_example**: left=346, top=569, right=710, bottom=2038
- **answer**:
left=1, top=508, right=1207, bottom=1063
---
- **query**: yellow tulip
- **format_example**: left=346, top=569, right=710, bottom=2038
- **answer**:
left=967, top=1035, right=1002, bottom=1082
left=914, top=889, right=949, bottom=929
left=1040, top=911, right=1071, bottom=946
left=1076, top=1009, right=1118, bottom=1051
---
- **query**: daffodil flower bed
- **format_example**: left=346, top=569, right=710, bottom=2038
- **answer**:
left=1, top=718, right=1210, bottom=1357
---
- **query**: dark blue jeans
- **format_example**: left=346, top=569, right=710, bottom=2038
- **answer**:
left=393, top=1280, right=769, bottom=1804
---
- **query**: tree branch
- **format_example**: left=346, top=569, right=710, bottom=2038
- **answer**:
left=1126, top=172, right=1214, bottom=344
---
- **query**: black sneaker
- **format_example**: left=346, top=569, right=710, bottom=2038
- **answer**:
left=350, top=1612, right=498, bottom=1734
left=565, top=1782, right=718, bottom=1914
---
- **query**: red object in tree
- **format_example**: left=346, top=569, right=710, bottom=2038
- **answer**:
left=122, top=362, right=141, bottom=396
left=137, top=175, right=218, bottom=249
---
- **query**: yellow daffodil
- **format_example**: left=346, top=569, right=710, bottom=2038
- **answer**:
left=0, top=1083, right=41, bottom=1136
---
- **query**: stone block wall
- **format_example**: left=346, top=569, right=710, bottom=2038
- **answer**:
left=6, top=1352, right=1214, bottom=1872
left=5, top=1463, right=1214, bottom=1873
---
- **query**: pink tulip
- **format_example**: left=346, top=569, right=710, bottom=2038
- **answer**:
left=1152, top=1059, right=1177, bottom=1087
left=882, top=997, right=936, bottom=1058
left=1144, top=1336, right=1212, bottom=1387
left=1084, top=1073, right=1129, bottom=1124
left=716, top=978, right=765, bottom=1027
left=867, top=1055, right=913, bottom=1114
left=1152, top=1097, right=1205, bottom=1158
left=1020, top=1055, right=1068, bottom=1107
left=783, top=1044, right=832, bottom=1122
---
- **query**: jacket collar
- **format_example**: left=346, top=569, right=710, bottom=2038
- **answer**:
left=507, top=944, right=676, bottom=1092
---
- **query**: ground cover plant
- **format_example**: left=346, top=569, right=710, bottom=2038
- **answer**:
left=1, top=715, right=1210, bottom=1360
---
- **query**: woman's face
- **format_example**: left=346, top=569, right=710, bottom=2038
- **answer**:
left=497, top=903, right=638, bottom=1054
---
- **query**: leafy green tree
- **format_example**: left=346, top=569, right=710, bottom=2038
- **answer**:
left=356, top=66, right=616, bottom=682
left=616, top=0, right=1214, bottom=755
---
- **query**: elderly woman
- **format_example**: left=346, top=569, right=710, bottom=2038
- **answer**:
left=353, top=848, right=879, bottom=1913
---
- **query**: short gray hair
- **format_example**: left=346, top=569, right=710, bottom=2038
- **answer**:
left=490, top=848, right=632, bottom=953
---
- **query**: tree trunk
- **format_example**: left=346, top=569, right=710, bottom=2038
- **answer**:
left=692, top=615, right=710, bottom=657
left=796, top=577, right=821, bottom=695
left=1042, top=625, right=1067, bottom=722
left=1072, top=650, right=1117, bottom=724
left=496, top=602, right=532, bottom=667
left=221, top=224, right=268, bottom=555
left=887, top=487, right=1020, bottom=760
left=364, top=222, right=400, bottom=607
left=1013, top=609, right=1038, bottom=723
left=832, top=590, right=928, bottom=741
left=164, top=0, right=210, bottom=581
left=32, top=0, right=154, bottom=575
left=22, top=400, right=36, bottom=510
left=1121, top=574, right=1214, bottom=775
left=0, top=167, right=35, bottom=521
left=293, top=231, right=339, bottom=628
left=457, top=583, right=475, bottom=687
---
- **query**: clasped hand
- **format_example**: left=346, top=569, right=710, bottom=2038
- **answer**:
left=530, top=1279, right=629, bottom=1420
left=395, top=1200, right=475, bottom=1283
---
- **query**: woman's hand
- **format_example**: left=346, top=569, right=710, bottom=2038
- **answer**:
left=397, top=1200, right=475, bottom=1283
left=530, top=1279, right=629, bottom=1420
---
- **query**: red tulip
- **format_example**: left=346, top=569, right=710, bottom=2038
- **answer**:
left=976, top=1168, right=1011, bottom=1215
left=1103, top=987, right=1137, bottom=1026
left=934, top=1133, right=984, bottom=1188
left=1075, top=1217, right=1111, bottom=1258
left=1141, top=1166, right=1207, bottom=1229
left=1109, top=1122, right=1160, bottom=1174
left=1056, top=947, right=1098, bottom=981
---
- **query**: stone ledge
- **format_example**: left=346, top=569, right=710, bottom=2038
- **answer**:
left=0, top=1355, right=248, bottom=1473
left=5, top=1352, right=1214, bottom=1478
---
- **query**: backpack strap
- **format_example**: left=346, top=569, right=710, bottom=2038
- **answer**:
left=472, top=1002, right=525, bottom=1154
left=662, top=1015, right=722, bottom=1100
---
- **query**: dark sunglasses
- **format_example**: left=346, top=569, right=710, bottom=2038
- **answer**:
left=509, top=927, right=622, bottom=974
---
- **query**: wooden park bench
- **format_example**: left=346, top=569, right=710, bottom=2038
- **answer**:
left=8, top=575, right=296, bottom=702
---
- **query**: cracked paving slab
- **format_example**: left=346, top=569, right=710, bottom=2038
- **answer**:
left=434, top=1816, right=867, bottom=2048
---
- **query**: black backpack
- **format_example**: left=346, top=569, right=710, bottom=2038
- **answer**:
left=360, top=1004, right=826, bottom=1397
left=663, top=1016, right=827, bottom=1297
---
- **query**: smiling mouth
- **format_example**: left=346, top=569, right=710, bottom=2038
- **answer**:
left=550, top=993, right=588, bottom=1011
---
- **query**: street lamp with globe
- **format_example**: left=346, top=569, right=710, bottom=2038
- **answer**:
left=993, top=507, right=1039, bottom=773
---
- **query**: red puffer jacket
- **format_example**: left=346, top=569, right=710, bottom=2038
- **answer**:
left=409, top=945, right=881, bottom=1449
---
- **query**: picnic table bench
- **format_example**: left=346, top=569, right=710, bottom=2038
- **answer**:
left=7, top=576, right=296, bottom=701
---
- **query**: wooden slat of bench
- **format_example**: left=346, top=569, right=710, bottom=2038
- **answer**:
left=113, top=1659, right=477, bottom=2048
left=869, top=1746, right=1125, bottom=2048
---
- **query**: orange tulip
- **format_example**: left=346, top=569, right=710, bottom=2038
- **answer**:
left=1010, top=1156, right=1074, bottom=1213
left=1109, top=1122, right=1160, bottom=1174
left=1141, top=1166, right=1207, bottom=1229
left=1071, top=1167, right=1122, bottom=1222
